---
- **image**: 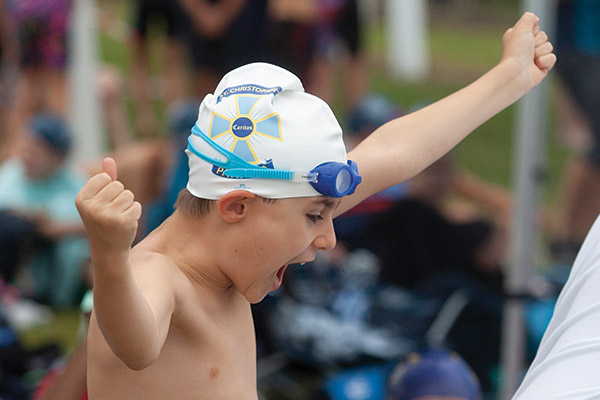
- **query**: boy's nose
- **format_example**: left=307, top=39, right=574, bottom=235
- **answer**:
left=314, top=218, right=337, bottom=251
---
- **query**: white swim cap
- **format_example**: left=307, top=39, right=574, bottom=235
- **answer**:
left=186, top=62, right=348, bottom=199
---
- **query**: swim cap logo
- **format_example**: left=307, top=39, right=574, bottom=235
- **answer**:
left=209, top=93, right=282, bottom=168
left=216, top=84, right=282, bottom=103
left=231, top=116, right=254, bottom=138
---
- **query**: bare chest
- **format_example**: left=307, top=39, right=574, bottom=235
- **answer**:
left=166, top=301, right=258, bottom=396
left=88, top=299, right=258, bottom=400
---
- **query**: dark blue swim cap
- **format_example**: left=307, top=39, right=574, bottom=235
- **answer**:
left=388, top=349, right=482, bottom=400
left=28, top=113, right=72, bottom=156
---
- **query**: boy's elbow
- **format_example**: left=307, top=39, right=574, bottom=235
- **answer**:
left=125, top=359, right=155, bottom=372
left=119, top=350, right=160, bottom=371
left=113, top=343, right=161, bottom=371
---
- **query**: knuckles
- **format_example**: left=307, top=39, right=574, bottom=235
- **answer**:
left=76, top=186, right=139, bottom=229
left=119, top=189, right=135, bottom=203
left=75, top=173, right=141, bottom=247
left=109, top=180, right=125, bottom=193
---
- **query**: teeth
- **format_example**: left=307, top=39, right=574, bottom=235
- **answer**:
left=300, top=262, right=306, bottom=266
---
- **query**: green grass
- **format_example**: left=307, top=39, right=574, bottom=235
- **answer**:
left=430, top=26, right=503, bottom=72
left=20, top=309, right=82, bottom=353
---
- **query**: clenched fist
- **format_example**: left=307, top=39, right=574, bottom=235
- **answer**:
left=76, top=157, right=142, bottom=255
left=501, top=12, right=556, bottom=91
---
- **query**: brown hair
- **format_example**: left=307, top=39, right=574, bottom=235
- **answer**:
left=175, top=188, right=216, bottom=217
left=174, top=188, right=278, bottom=217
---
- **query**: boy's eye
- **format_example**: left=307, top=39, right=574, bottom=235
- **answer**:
left=307, top=214, right=323, bottom=223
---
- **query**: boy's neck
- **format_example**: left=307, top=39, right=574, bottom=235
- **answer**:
left=142, top=210, right=236, bottom=294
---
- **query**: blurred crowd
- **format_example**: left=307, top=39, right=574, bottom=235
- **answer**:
left=0, top=0, right=598, bottom=399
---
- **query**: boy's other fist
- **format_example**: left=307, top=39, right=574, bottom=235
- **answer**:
left=76, top=157, right=142, bottom=253
left=501, top=12, right=556, bottom=90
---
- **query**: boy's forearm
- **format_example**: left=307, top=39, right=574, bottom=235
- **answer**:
left=77, top=160, right=167, bottom=369
left=91, top=249, right=169, bottom=371
left=338, top=13, right=555, bottom=217
left=341, top=61, right=528, bottom=216
left=376, top=61, right=526, bottom=179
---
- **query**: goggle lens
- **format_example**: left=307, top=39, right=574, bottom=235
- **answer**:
left=336, top=168, right=352, bottom=193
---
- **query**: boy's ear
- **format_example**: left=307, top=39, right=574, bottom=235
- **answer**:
left=217, top=190, right=256, bottom=222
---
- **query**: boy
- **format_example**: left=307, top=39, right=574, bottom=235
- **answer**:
left=76, top=12, right=555, bottom=399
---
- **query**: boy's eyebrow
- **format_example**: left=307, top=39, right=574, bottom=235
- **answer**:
left=314, top=198, right=341, bottom=210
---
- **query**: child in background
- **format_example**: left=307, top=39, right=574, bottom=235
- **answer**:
left=76, top=13, right=555, bottom=399
left=387, top=349, right=482, bottom=400
left=0, top=113, right=88, bottom=307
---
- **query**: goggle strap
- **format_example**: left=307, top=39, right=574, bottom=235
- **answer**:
left=187, top=137, right=223, bottom=167
left=225, top=168, right=294, bottom=180
left=189, top=125, right=259, bottom=170
left=187, top=130, right=317, bottom=182
left=187, top=123, right=362, bottom=197
left=226, top=169, right=318, bottom=183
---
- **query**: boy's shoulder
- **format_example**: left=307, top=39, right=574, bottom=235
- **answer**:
left=129, top=241, right=192, bottom=290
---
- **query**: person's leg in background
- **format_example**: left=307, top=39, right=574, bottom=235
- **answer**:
left=549, top=0, right=600, bottom=264
left=128, top=0, right=189, bottom=139
left=10, top=0, right=70, bottom=146
left=551, top=53, right=600, bottom=264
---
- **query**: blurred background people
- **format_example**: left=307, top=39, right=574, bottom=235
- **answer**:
left=0, top=2, right=568, bottom=399
left=83, top=95, right=199, bottom=239
left=550, top=0, right=600, bottom=264
left=128, top=0, right=188, bottom=138
left=387, top=348, right=483, bottom=400
left=177, top=0, right=268, bottom=97
left=265, top=0, right=368, bottom=112
left=141, top=99, right=198, bottom=234
left=333, top=94, right=408, bottom=247
left=11, top=0, right=72, bottom=152
left=328, top=93, right=512, bottom=392
left=0, top=0, right=19, bottom=161
left=96, top=65, right=134, bottom=150
left=266, top=0, right=320, bottom=86
left=0, top=112, right=89, bottom=308
left=336, top=94, right=511, bottom=260
left=31, top=291, right=92, bottom=400
left=308, top=0, right=368, bottom=110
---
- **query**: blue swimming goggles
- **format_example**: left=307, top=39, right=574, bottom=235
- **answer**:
left=187, top=124, right=362, bottom=198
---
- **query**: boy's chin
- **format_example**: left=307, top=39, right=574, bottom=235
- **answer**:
left=248, top=294, right=269, bottom=304
left=245, top=290, right=272, bottom=304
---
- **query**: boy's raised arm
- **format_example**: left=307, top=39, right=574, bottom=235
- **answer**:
left=76, top=157, right=175, bottom=370
left=338, top=12, right=556, bottom=216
